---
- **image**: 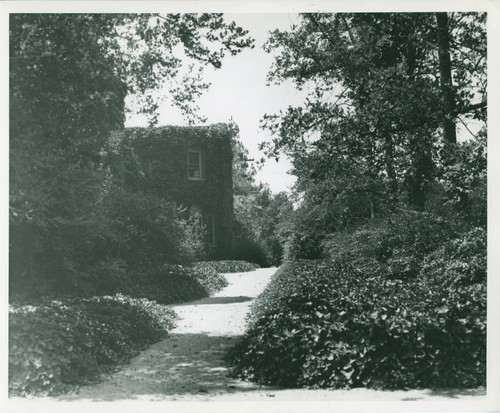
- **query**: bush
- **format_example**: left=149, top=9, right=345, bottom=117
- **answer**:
left=227, top=260, right=486, bottom=389
left=11, top=261, right=231, bottom=307
left=421, top=227, right=486, bottom=287
left=231, top=220, right=271, bottom=267
left=124, top=264, right=211, bottom=304
left=10, top=184, right=207, bottom=300
left=282, top=204, right=328, bottom=261
left=197, top=260, right=260, bottom=274
left=99, top=186, right=206, bottom=269
left=9, top=295, right=178, bottom=397
left=322, top=210, right=454, bottom=280
left=188, top=262, right=229, bottom=294
left=439, top=133, right=487, bottom=226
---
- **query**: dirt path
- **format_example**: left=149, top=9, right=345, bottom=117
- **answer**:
left=57, top=267, right=486, bottom=402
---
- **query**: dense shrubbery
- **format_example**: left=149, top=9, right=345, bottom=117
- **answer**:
left=10, top=185, right=207, bottom=300
left=121, top=265, right=209, bottom=304
left=10, top=13, right=253, bottom=302
left=322, top=210, right=455, bottom=279
left=197, top=260, right=260, bottom=274
left=11, top=262, right=229, bottom=308
left=227, top=12, right=487, bottom=393
left=189, top=262, right=229, bottom=294
left=9, top=295, right=178, bottom=397
left=231, top=222, right=271, bottom=268
left=232, top=136, right=294, bottom=267
left=421, top=227, right=487, bottom=287
left=282, top=202, right=334, bottom=262
left=228, top=259, right=486, bottom=389
left=9, top=260, right=231, bottom=397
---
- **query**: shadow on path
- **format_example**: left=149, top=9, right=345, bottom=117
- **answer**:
left=59, top=333, right=274, bottom=401
left=174, top=296, right=253, bottom=306
left=428, top=387, right=486, bottom=398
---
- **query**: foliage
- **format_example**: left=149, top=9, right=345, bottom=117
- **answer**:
left=227, top=13, right=487, bottom=392
left=231, top=219, right=272, bottom=267
left=196, top=260, right=260, bottom=274
left=322, top=210, right=455, bottom=278
left=188, top=262, right=229, bottom=294
left=231, top=133, right=294, bottom=265
left=437, top=130, right=487, bottom=224
left=421, top=227, right=486, bottom=287
left=105, top=124, right=236, bottom=259
left=282, top=199, right=334, bottom=261
left=9, top=295, right=178, bottom=396
left=121, top=264, right=208, bottom=304
left=228, top=259, right=486, bottom=389
left=10, top=14, right=252, bottom=300
left=10, top=183, right=208, bottom=298
left=99, top=186, right=206, bottom=267
left=261, top=13, right=486, bottom=217
left=12, top=261, right=231, bottom=308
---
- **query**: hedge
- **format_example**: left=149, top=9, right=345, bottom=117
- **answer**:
left=227, top=259, right=486, bottom=389
left=189, top=262, right=229, bottom=294
left=9, top=294, right=178, bottom=397
left=9, top=261, right=231, bottom=397
left=196, top=260, right=260, bottom=274
left=12, top=263, right=229, bottom=307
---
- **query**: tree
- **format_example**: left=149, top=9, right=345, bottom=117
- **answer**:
left=436, top=12, right=457, bottom=145
left=262, top=13, right=486, bottom=217
left=230, top=129, right=293, bottom=266
left=9, top=14, right=253, bottom=296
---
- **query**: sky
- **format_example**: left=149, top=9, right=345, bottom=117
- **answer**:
left=126, top=14, right=306, bottom=194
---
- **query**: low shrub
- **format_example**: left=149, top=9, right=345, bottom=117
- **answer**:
left=197, top=260, right=260, bottom=274
left=129, top=264, right=209, bottom=304
left=322, top=210, right=455, bottom=280
left=188, top=262, right=229, bottom=294
left=227, top=260, right=486, bottom=389
left=9, top=294, right=178, bottom=397
left=421, top=227, right=486, bottom=287
left=283, top=231, right=325, bottom=262
left=11, top=263, right=225, bottom=307
left=231, top=235, right=270, bottom=268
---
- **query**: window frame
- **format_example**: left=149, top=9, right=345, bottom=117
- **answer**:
left=205, top=214, right=216, bottom=246
left=187, top=148, right=203, bottom=180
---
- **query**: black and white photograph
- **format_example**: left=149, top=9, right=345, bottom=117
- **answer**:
left=3, top=1, right=499, bottom=412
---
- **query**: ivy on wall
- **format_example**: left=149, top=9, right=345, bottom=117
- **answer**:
left=105, top=123, right=236, bottom=258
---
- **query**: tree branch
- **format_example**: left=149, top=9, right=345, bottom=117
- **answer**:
left=454, top=100, right=486, bottom=115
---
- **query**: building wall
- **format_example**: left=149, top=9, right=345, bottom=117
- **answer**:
left=109, top=124, right=235, bottom=258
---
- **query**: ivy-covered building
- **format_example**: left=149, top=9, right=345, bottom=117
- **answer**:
left=108, top=123, right=235, bottom=258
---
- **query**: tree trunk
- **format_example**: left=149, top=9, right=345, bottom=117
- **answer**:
left=384, top=134, right=397, bottom=198
left=436, top=12, right=457, bottom=145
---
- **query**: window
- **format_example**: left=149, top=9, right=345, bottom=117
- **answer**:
left=205, top=214, right=216, bottom=245
left=189, top=205, right=215, bottom=245
left=187, top=149, right=203, bottom=180
left=189, top=204, right=203, bottom=227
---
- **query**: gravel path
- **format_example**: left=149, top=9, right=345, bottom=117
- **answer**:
left=57, top=267, right=486, bottom=403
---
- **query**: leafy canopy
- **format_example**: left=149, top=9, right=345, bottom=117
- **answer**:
left=261, top=13, right=486, bottom=219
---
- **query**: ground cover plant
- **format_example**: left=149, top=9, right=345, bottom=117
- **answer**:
left=196, top=260, right=260, bottom=274
left=321, top=210, right=456, bottom=279
left=126, top=264, right=229, bottom=304
left=189, top=262, right=229, bottom=294
left=9, top=261, right=231, bottom=397
left=227, top=258, right=486, bottom=389
left=10, top=263, right=227, bottom=306
left=9, top=295, right=178, bottom=397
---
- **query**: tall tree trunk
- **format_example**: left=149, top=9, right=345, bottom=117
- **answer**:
left=436, top=12, right=457, bottom=145
left=384, top=134, right=397, bottom=198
